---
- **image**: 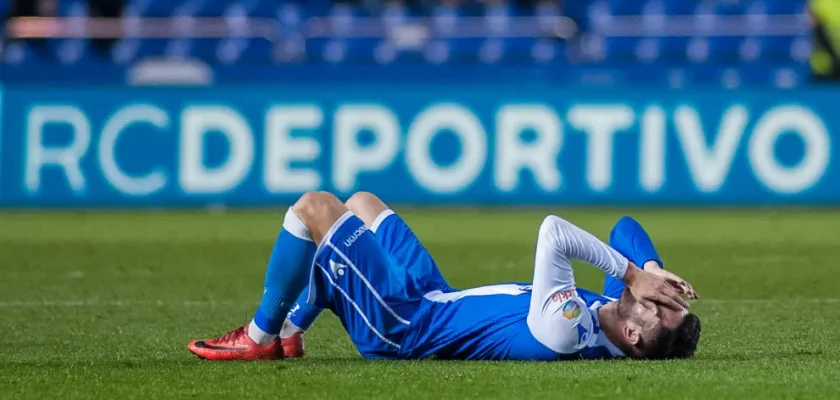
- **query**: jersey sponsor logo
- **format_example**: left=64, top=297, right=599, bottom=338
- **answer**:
left=343, top=225, right=368, bottom=247
left=329, top=259, right=347, bottom=278
left=561, top=300, right=582, bottom=320
left=550, top=289, right=578, bottom=303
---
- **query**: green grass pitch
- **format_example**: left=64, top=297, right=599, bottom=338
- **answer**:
left=2, top=209, right=840, bottom=399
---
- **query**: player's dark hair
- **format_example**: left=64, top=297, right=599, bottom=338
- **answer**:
left=645, top=313, right=702, bottom=360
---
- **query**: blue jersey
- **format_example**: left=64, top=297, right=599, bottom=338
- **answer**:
left=306, top=211, right=628, bottom=361
left=398, top=285, right=624, bottom=360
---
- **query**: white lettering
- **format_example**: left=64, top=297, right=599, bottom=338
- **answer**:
left=406, top=104, right=486, bottom=194
left=25, top=105, right=91, bottom=194
left=640, top=106, right=666, bottom=193
left=568, top=105, right=634, bottom=192
left=675, top=105, right=748, bottom=192
left=749, top=106, right=830, bottom=194
left=179, top=106, right=254, bottom=194
left=264, top=106, right=323, bottom=193
left=333, top=105, right=399, bottom=193
left=495, top=105, right=562, bottom=192
left=343, top=225, right=368, bottom=247
left=99, top=104, right=169, bottom=196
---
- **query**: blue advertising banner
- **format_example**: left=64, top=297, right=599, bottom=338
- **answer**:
left=0, top=85, right=836, bottom=206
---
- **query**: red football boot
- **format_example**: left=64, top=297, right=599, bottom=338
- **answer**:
left=281, top=331, right=306, bottom=358
left=188, top=325, right=283, bottom=361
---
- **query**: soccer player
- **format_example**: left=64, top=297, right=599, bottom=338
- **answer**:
left=188, top=191, right=700, bottom=361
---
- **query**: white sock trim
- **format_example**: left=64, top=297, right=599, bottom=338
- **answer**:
left=248, top=319, right=278, bottom=346
left=370, top=209, right=395, bottom=233
left=279, top=320, right=304, bottom=339
left=284, top=207, right=313, bottom=242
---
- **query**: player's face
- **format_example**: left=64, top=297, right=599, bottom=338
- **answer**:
left=617, top=288, right=685, bottom=356
left=630, top=302, right=661, bottom=337
left=637, top=305, right=687, bottom=354
left=656, top=304, right=687, bottom=331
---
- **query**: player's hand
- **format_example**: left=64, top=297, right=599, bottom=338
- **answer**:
left=644, top=266, right=699, bottom=300
left=622, top=265, right=690, bottom=313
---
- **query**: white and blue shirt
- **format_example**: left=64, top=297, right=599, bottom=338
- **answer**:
left=398, top=284, right=624, bottom=361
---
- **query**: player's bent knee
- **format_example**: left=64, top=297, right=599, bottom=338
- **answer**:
left=294, top=191, right=347, bottom=244
left=344, top=191, right=389, bottom=228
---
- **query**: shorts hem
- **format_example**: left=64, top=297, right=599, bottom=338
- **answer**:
left=370, top=209, right=396, bottom=233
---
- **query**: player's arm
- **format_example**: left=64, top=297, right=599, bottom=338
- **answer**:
left=526, top=215, right=630, bottom=353
left=526, top=215, right=691, bottom=354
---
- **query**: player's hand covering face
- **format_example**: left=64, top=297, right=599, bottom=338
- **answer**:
left=622, top=266, right=697, bottom=314
left=645, top=267, right=699, bottom=300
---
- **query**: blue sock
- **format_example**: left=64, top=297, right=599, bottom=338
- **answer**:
left=603, top=216, right=664, bottom=298
left=286, top=287, right=323, bottom=332
left=251, top=208, right=316, bottom=340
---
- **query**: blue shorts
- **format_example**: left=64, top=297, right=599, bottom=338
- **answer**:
left=308, top=210, right=450, bottom=359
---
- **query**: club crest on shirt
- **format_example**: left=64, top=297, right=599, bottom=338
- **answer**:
left=561, top=300, right=582, bottom=320
left=550, top=289, right=578, bottom=303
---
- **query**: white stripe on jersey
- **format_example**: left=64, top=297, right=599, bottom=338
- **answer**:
left=327, top=242, right=412, bottom=325
left=316, top=263, right=401, bottom=349
left=424, top=284, right=531, bottom=303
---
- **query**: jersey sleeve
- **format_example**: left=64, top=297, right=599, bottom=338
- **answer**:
left=527, top=293, right=596, bottom=354
left=526, top=215, right=628, bottom=354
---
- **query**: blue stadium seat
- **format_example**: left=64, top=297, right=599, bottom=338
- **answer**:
left=131, top=38, right=170, bottom=61
left=713, top=0, right=748, bottom=15
left=658, top=36, right=693, bottom=65
left=738, top=36, right=763, bottom=63
left=789, top=35, right=811, bottom=65
left=139, top=0, right=179, bottom=17
left=707, top=36, right=744, bottom=64
left=662, top=0, right=701, bottom=16
left=194, top=0, right=230, bottom=17
left=761, top=0, right=805, bottom=15
left=608, top=0, right=645, bottom=16
left=57, top=0, right=87, bottom=17
left=604, top=36, right=642, bottom=62
left=494, top=38, right=538, bottom=64
left=759, top=35, right=796, bottom=62
left=186, top=38, right=222, bottom=62
left=447, top=37, right=486, bottom=63
left=530, top=39, right=566, bottom=64
left=277, top=2, right=305, bottom=35
left=48, top=39, right=96, bottom=65
left=250, top=0, right=280, bottom=18
left=2, top=41, right=37, bottom=65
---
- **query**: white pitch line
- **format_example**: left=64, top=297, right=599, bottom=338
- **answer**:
left=0, top=299, right=251, bottom=308
left=0, top=298, right=838, bottom=308
left=700, top=298, right=840, bottom=304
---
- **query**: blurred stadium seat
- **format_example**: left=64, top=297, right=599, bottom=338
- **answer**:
left=0, top=0, right=810, bottom=87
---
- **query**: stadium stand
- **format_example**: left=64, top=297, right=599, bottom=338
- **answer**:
left=0, top=0, right=810, bottom=87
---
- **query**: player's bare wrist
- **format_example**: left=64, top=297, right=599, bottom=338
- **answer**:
left=642, top=260, right=663, bottom=271
left=621, top=262, right=639, bottom=283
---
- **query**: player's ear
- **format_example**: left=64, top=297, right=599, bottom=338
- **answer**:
left=623, top=323, right=641, bottom=346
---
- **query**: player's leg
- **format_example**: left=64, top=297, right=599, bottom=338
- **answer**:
left=282, top=192, right=450, bottom=355
left=280, top=192, right=395, bottom=350
left=304, top=193, right=422, bottom=359
left=346, top=192, right=451, bottom=295
left=279, top=192, right=393, bottom=356
left=187, top=192, right=344, bottom=360
left=602, top=216, right=664, bottom=298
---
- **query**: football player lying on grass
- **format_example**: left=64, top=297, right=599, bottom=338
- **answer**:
left=189, top=191, right=701, bottom=361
